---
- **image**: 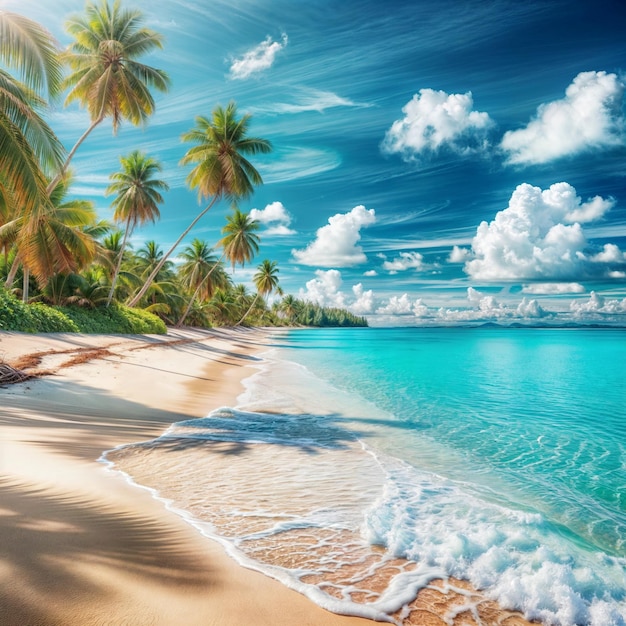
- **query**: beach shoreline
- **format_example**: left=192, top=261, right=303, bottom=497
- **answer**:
left=0, top=328, right=537, bottom=626
left=0, top=328, right=373, bottom=626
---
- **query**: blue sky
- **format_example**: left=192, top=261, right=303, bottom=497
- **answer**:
left=5, top=0, right=626, bottom=325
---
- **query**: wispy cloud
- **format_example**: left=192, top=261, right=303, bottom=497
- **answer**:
left=253, top=88, right=372, bottom=115
left=501, top=71, right=625, bottom=165
left=259, top=146, right=341, bottom=183
left=229, top=34, right=288, bottom=80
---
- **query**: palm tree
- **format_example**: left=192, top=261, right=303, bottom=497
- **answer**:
left=220, top=209, right=261, bottom=270
left=237, top=259, right=280, bottom=326
left=0, top=11, right=65, bottom=254
left=105, top=150, right=168, bottom=305
left=127, top=101, right=271, bottom=307
left=279, top=294, right=301, bottom=323
left=1, top=173, right=98, bottom=301
left=51, top=0, right=170, bottom=190
left=176, top=239, right=230, bottom=327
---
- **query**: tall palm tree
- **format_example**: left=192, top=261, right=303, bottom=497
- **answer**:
left=220, top=209, right=261, bottom=270
left=0, top=11, right=65, bottom=235
left=1, top=173, right=97, bottom=300
left=127, top=101, right=271, bottom=307
left=51, top=0, right=170, bottom=190
left=237, top=259, right=280, bottom=326
left=105, top=150, right=168, bottom=305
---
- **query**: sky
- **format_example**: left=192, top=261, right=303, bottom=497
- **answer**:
left=3, top=0, right=626, bottom=325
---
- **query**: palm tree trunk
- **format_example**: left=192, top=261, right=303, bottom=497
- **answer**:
left=127, top=196, right=219, bottom=307
left=46, top=116, right=104, bottom=194
left=106, top=222, right=131, bottom=307
left=236, top=292, right=260, bottom=326
left=22, top=266, right=29, bottom=303
left=176, top=251, right=226, bottom=327
left=4, top=252, right=21, bottom=289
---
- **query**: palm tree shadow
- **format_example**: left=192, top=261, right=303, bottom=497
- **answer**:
left=0, top=476, right=215, bottom=626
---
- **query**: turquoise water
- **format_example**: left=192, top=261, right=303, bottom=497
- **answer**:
left=105, top=327, right=626, bottom=625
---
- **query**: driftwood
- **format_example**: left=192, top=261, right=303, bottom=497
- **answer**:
left=0, top=362, right=32, bottom=386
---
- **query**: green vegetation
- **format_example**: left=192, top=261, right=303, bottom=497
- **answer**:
left=0, top=2, right=367, bottom=333
left=0, top=287, right=166, bottom=333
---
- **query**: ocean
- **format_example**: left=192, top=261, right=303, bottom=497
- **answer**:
left=103, top=327, right=626, bottom=625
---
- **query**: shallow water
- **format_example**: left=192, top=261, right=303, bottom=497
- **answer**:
left=104, top=327, right=626, bottom=625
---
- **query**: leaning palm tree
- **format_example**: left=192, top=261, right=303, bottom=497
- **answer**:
left=105, top=150, right=168, bottom=305
left=0, top=11, right=65, bottom=236
left=51, top=0, right=170, bottom=190
left=127, top=101, right=271, bottom=307
left=237, top=259, right=280, bottom=326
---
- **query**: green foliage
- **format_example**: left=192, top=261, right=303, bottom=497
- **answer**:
left=57, top=303, right=167, bottom=334
left=0, top=287, right=165, bottom=334
left=0, top=287, right=78, bottom=332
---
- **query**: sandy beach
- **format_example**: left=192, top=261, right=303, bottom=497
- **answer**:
left=0, top=328, right=375, bottom=626
left=0, top=328, right=535, bottom=626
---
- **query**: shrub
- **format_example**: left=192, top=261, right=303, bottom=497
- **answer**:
left=0, top=287, right=166, bottom=334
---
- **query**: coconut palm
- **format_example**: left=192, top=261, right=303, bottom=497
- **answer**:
left=52, top=0, right=170, bottom=190
left=279, top=294, right=301, bottom=323
left=176, top=239, right=231, bottom=327
left=0, top=12, right=65, bottom=240
left=220, top=209, right=261, bottom=270
left=105, top=150, right=168, bottom=305
left=127, top=101, right=271, bottom=307
left=1, top=173, right=97, bottom=301
left=237, top=259, right=280, bottom=326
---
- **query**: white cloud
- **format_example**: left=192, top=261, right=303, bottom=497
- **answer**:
left=376, top=293, right=415, bottom=315
left=448, top=245, right=473, bottom=263
left=229, top=34, right=288, bottom=80
left=570, top=292, right=626, bottom=316
left=250, top=201, right=296, bottom=236
left=259, top=89, right=369, bottom=114
left=465, top=182, right=621, bottom=281
left=292, top=205, right=376, bottom=267
left=364, top=269, right=378, bottom=277
left=382, top=88, right=493, bottom=159
left=381, top=251, right=425, bottom=274
left=501, top=71, right=625, bottom=165
left=590, top=243, right=626, bottom=264
left=522, top=283, right=585, bottom=295
left=350, top=284, right=375, bottom=315
left=298, top=269, right=346, bottom=308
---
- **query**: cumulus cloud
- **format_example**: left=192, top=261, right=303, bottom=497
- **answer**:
left=376, top=293, right=415, bottom=315
left=570, top=291, right=626, bottom=316
left=382, top=88, right=494, bottom=159
left=501, top=71, right=625, bottom=164
left=298, top=269, right=345, bottom=307
left=350, top=284, right=375, bottom=315
left=364, top=269, right=378, bottom=277
left=292, top=205, right=376, bottom=267
left=522, top=283, right=585, bottom=295
left=229, top=34, right=288, bottom=79
left=448, top=245, right=473, bottom=263
left=465, top=182, right=621, bottom=281
left=249, top=201, right=296, bottom=235
left=381, top=251, right=426, bottom=274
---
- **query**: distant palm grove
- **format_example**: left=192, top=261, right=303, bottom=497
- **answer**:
left=0, top=2, right=367, bottom=332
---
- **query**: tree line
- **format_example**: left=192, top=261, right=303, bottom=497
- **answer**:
left=0, top=1, right=367, bottom=329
